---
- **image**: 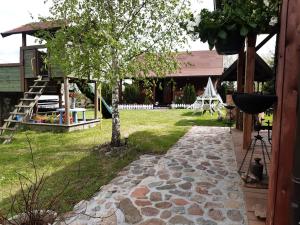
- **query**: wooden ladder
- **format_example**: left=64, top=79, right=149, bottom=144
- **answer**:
left=0, top=76, right=49, bottom=144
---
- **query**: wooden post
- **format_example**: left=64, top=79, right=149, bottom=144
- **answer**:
left=94, top=81, right=99, bottom=119
left=236, top=50, right=245, bottom=130
left=266, top=0, right=300, bottom=224
left=22, top=33, right=26, bottom=47
left=64, top=77, right=70, bottom=125
left=243, top=35, right=256, bottom=149
left=99, top=83, right=103, bottom=129
left=58, top=82, right=63, bottom=108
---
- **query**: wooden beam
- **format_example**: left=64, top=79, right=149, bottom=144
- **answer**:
left=64, top=77, right=70, bottom=125
left=243, top=35, right=256, bottom=149
left=94, top=81, right=99, bottom=119
left=255, top=32, right=276, bottom=52
left=266, top=0, right=300, bottom=224
left=22, top=33, right=26, bottom=47
left=58, top=83, right=63, bottom=108
left=236, top=50, right=245, bottom=130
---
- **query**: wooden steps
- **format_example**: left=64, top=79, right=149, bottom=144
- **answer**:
left=0, top=127, right=16, bottom=131
left=10, top=112, right=26, bottom=115
left=15, top=105, right=32, bottom=108
left=0, top=76, right=49, bottom=144
left=4, top=119, right=19, bottom=123
left=30, top=86, right=46, bottom=88
left=20, top=98, right=35, bottom=101
left=25, top=92, right=42, bottom=95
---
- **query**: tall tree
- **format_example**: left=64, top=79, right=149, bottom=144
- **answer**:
left=41, top=0, right=189, bottom=146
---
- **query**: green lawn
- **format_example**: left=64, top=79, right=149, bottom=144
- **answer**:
left=0, top=109, right=226, bottom=215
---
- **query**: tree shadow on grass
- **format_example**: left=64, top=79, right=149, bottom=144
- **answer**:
left=175, top=118, right=227, bottom=127
left=176, top=111, right=227, bottom=127
left=0, top=129, right=186, bottom=216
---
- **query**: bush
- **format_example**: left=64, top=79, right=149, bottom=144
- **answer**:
left=182, top=84, right=196, bottom=104
left=262, top=78, right=275, bottom=95
left=123, top=84, right=141, bottom=104
left=101, top=83, right=112, bottom=105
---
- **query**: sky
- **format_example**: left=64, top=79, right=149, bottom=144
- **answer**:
left=0, top=0, right=275, bottom=64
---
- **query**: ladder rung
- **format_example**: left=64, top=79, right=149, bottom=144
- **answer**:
left=15, top=105, right=32, bottom=108
left=20, top=98, right=35, bottom=101
left=25, top=92, right=42, bottom=95
left=34, top=79, right=49, bottom=82
left=30, top=86, right=46, bottom=88
left=0, top=135, right=13, bottom=140
left=10, top=112, right=26, bottom=115
left=0, top=127, right=16, bottom=131
left=4, top=119, right=19, bottom=123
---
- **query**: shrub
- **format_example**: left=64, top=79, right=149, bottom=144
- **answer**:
left=101, top=83, right=112, bottom=105
left=182, top=84, right=196, bottom=104
left=123, top=84, right=141, bottom=104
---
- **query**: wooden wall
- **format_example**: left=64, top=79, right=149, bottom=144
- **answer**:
left=0, top=64, right=21, bottom=92
left=267, top=0, right=300, bottom=224
left=24, top=49, right=36, bottom=78
left=0, top=93, right=22, bottom=126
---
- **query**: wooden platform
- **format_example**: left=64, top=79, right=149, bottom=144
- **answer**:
left=21, top=119, right=100, bottom=132
left=232, top=128, right=271, bottom=225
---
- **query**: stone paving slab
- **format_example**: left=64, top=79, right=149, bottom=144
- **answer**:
left=56, top=127, right=247, bottom=225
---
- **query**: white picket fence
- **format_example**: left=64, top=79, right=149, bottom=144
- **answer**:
left=170, top=104, right=192, bottom=109
left=118, top=104, right=154, bottom=110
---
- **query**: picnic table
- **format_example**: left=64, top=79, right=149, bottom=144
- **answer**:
left=56, top=108, right=86, bottom=124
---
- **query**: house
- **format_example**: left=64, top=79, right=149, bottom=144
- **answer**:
left=143, top=50, right=224, bottom=105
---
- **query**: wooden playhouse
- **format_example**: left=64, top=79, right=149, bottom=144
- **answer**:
left=0, top=22, right=103, bottom=142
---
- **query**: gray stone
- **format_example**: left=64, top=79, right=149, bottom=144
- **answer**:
left=208, top=209, right=225, bottom=221
left=182, top=177, right=194, bottom=182
left=179, top=182, right=192, bottom=190
left=227, top=209, right=243, bottom=222
left=169, top=215, right=194, bottom=225
left=172, top=206, right=185, bottom=214
left=156, top=184, right=176, bottom=190
left=196, top=218, right=218, bottom=225
left=118, top=198, right=142, bottom=224
left=169, top=189, right=192, bottom=197
left=148, top=181, right=164, bottom=188
left=139, top=218, right=166, bottom=225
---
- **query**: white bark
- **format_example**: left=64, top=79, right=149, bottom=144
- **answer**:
left=111, top=81, right=121, bottom=147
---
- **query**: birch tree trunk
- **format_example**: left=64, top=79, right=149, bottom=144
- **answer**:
left=111, top=81, right=121, bottom=146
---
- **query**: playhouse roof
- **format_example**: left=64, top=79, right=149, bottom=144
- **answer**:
left=167, top=51, right=224, bottom=77
left=1, top=21, right=62, bottom=38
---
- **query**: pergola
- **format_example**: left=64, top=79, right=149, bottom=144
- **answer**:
left=214, top=0, right=300, bottom=224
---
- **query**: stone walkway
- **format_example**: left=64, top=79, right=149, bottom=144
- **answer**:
left=58, top=127, right=247, bottom=225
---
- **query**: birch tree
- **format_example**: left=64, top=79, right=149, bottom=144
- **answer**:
left=41, top=0, right=190, bottom=147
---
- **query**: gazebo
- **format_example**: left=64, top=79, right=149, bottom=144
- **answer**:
left=212, top=1, right=300, bottom=224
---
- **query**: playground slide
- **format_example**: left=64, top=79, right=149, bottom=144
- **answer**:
left=75, top=81, right=112, bottom=119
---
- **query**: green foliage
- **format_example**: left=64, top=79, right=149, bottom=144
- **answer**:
left=101, top=83, right=112, bottom=105
left=262, top=78, right=275, bottom=94
left=182, top=84, right=196, bottom=104
left=183, top=0, right=280, bottom=49
left=123, top=84, right=141, bottom=104
left=40, top=0, right=190, bottom=84
left=219, top=81, right=235, bottom=101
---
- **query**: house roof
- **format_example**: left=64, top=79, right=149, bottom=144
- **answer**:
left=1, top=21, right=62, bottom=38
left=167, top=51, right=224, bottom=77
left=220, top=53, right=274, bottom=82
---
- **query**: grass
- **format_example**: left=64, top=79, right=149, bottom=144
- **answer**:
left=0, top=109, right=226, bottom=215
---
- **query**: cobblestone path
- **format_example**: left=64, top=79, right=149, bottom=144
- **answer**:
left=59, top=127, right=247, bottom=225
